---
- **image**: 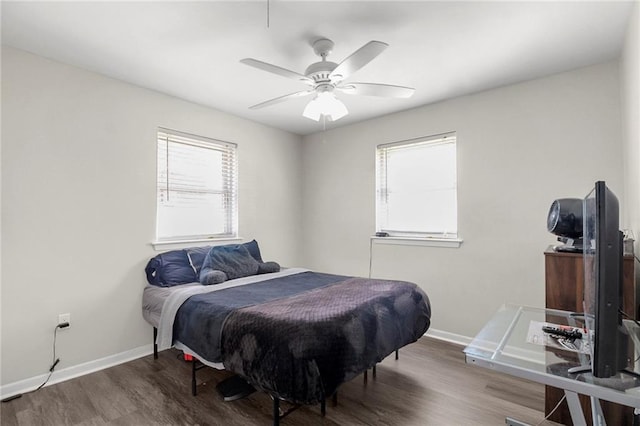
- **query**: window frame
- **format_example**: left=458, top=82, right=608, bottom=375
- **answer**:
left=375, top=132, right=460, bottom=244
left=154, top=128, right=238, bottom=246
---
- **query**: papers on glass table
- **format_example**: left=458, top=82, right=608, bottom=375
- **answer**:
left=527, top=320, right=590, bottom=354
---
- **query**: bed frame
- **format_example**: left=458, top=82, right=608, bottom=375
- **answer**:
left=152, top=327, right=399, bottom=425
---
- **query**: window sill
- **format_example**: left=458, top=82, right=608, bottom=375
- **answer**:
left=151, top=237, right=243, bottom=251
left=371, top=236, right=463, bottom=248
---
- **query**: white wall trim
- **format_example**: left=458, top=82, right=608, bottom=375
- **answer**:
left=425, top=327, right=473, bottom=347
left=0, top=329, right=471, bottom=401
left=371, top=236, right=463, bottom=248
left=0, top=344, right=153, bottom=400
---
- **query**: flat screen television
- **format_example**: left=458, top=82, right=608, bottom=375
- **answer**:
left=583, top=181, right=628, bottom=378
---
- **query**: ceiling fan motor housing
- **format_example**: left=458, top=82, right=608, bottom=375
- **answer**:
left=305, top=38, right=342, bottom=84
left=305, top=61, right=338, bottom=83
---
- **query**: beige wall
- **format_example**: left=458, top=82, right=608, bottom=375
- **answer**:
left=0, top=47, right=303, bottom=385
left=621, top=2, right=640, bottom=251
left=300, top=62, right=624, bottom=341
left=2, top=18, right=636, bottom=388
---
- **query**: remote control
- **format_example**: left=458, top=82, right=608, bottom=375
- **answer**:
left=542, top=325, right=583, bottom=340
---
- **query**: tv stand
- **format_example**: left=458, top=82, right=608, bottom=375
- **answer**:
left=544, top=247, right=636, bottom=424
left=566, top=365, right=640, bottom=383
left=464, top=305, right=640, bottom=426
left=624, top=369, right=640, bottom=380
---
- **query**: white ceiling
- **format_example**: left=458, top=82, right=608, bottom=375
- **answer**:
left=1, top=1, right=635, bottom=136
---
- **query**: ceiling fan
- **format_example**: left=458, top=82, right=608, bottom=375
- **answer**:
left=240, top=38, right=415, bottom=122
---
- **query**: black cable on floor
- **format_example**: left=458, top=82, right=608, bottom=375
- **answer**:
left=1, top=323, right=67, bottom=403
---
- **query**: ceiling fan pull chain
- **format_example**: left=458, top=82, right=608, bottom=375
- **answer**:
left=266, top=0, right=270, bottom=28
left=322, top=117, right=327, bottom=143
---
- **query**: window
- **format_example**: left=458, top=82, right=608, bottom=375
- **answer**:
left=376, top=132, right=457, bottom=239
left=156, top=128, right=237, bottom=242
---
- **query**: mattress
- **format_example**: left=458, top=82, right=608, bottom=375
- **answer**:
left=142, top=268, right=430, bottom=403
left=142, top=268, right=311, bottom=369
left=142, top=282, right=198, bottom=328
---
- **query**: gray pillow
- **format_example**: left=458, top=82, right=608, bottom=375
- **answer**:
left=200, top=244, right=259, bottom=282
left=186, top=240, right=264, bottom=277
left=258, top=261, right=280, bottom=274
left=200, top=270, right=228, bottom=286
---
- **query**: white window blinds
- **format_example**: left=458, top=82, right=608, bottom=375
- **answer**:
left=156, top=128, right=237, bottom=241
left=376, top=132, right=457, bottom=238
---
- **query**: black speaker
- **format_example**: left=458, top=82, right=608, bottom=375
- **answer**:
left=547, top=198, right=583, bottom=239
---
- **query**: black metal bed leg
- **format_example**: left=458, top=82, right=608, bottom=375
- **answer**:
left=191, top=359, right=197, bottom=396
left=373, top=365, right=377, bottom=379
left=273, top=397, right=280, bottom=426
left=321, top=398, right=326, bottom=416
left=363, top=369, right=368, bottom=384
left=153, top=327, right=158, bottom=359
left=395, top=349, right=399, bottom=360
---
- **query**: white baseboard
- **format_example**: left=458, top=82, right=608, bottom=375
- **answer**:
left=0, top=344, right=153, bottom=400
left=425, top=328, right=473, bottom=347
left=1, top=329, right=473, bottom=400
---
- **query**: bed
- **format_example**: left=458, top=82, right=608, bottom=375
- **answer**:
left=142, top=241, right=431, bottom=424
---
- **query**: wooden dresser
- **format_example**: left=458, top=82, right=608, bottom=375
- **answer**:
left=544, top=247, right=636, bottom=425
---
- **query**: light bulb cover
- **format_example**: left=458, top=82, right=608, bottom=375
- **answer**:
left=303, top=92, right=348, bottom=121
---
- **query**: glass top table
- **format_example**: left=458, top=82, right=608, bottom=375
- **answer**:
left=463, top=304, right=640, bottom=413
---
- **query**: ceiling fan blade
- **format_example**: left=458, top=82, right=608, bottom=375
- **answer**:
left=241, top=58, right=315, bottom=86
left=337, top=83, right=415, bottom=98
left=249, top=90, right=315, bottom=110
left=329, top=41, right=388, bottom=82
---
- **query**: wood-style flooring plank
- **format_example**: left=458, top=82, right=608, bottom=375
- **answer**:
left=1, top=337, right=560, bottom=425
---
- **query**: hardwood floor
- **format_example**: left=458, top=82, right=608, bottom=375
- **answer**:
left=1, top=337, right=558, bottom=425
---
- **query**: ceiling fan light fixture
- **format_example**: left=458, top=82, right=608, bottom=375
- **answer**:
left=302, top=92, right=348, bottom=122
left=242, top=38, right=414, bottom=124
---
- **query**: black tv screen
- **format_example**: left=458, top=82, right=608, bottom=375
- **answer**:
left=583, top=181, right=628, bottom=378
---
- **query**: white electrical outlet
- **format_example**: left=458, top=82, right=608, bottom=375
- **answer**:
left=58, top=313, right=71, bottom=328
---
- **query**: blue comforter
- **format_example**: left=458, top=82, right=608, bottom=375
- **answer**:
left=173, top=271, right=431, bottom=404
left=173, top=272, right=348, bottom=362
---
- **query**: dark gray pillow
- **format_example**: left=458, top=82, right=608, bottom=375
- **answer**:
left=200, top=269, right=228, bottom=286
left=186, top=240, right=264, bottom=276
left=242, top=239, right=263, bottom=263
left=257, top=261, right=280, bottom=274
left=200, top=244, right=260, bottom=282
